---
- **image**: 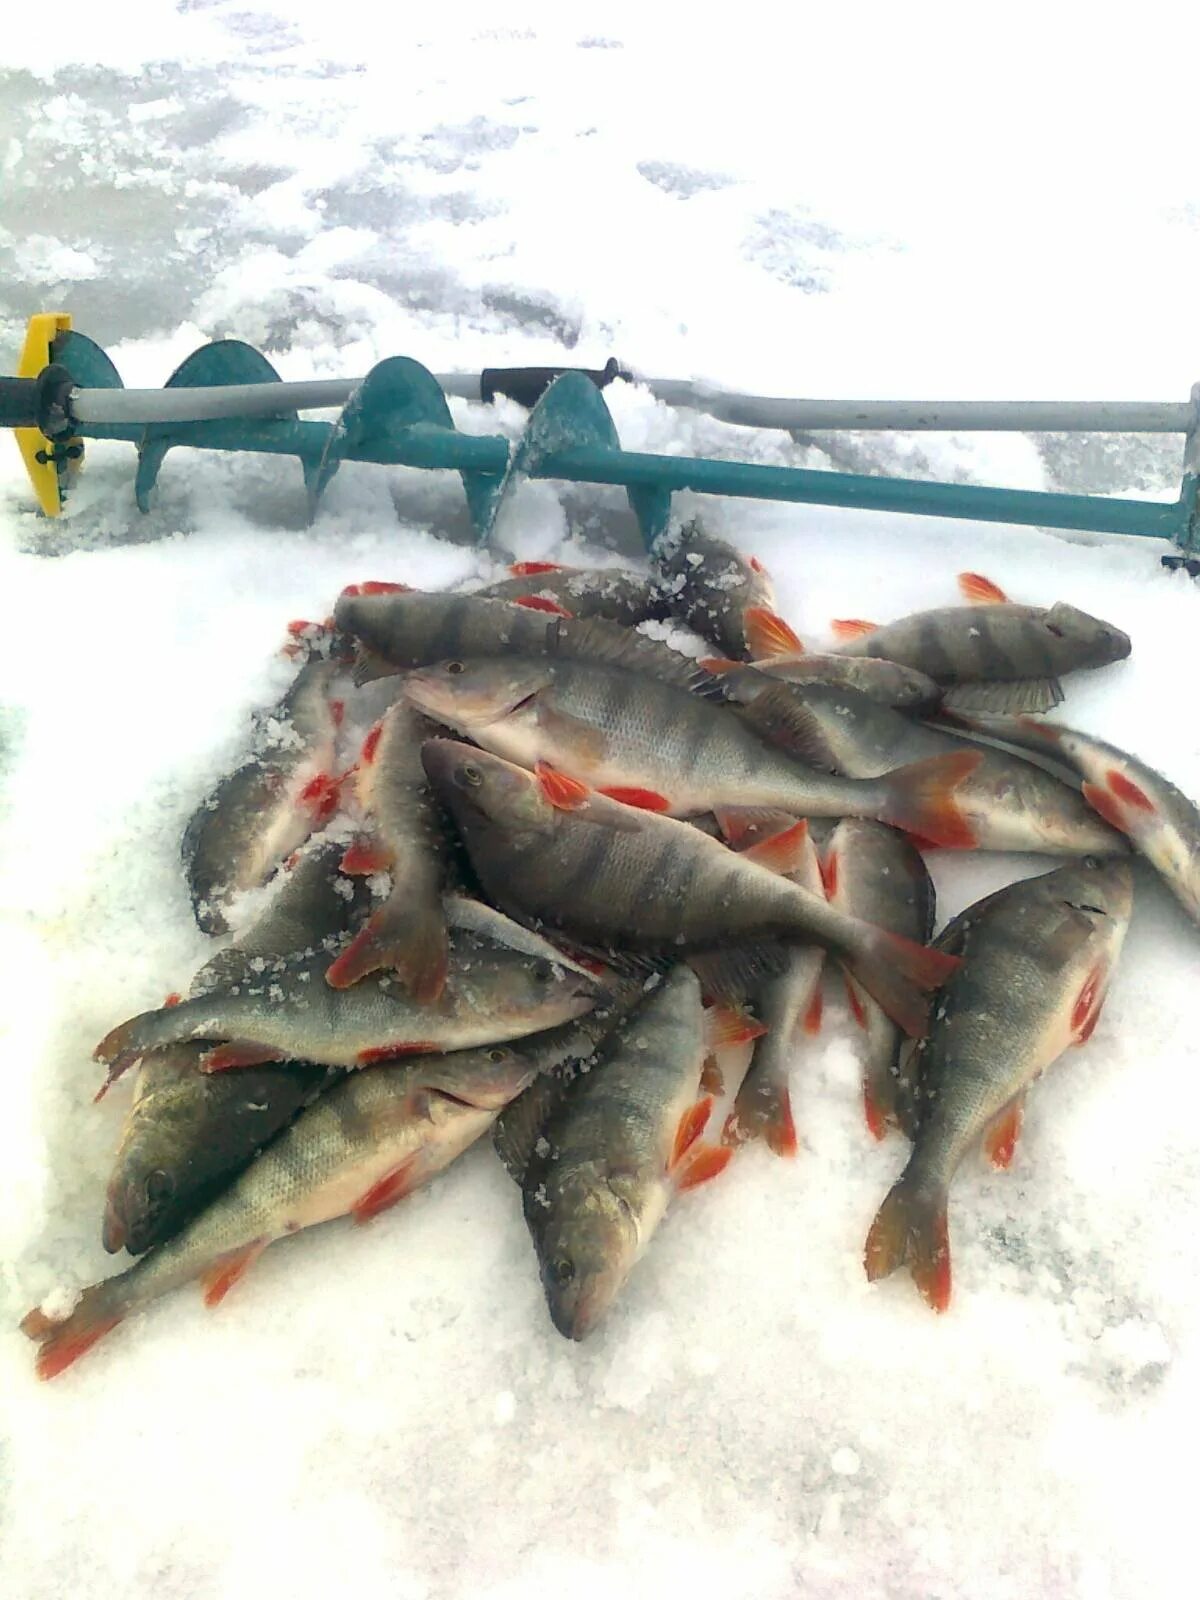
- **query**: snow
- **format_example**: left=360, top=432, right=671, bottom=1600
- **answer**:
left=3, top=4, right=1200, bottom=1596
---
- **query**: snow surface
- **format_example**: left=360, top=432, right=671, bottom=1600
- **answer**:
left=4, top=5, right=1200, bottom=1596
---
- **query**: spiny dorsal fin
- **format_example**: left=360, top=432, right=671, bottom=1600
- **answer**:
left=958, top=572, right=1010, bottom=605
left=547, top=616, right=728, bottom=701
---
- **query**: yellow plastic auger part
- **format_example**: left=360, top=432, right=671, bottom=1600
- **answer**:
left=15, top=311, right=74, bottom=516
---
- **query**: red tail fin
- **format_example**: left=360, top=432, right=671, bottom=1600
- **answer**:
left=728, top=1071, right=798, bottom=1158
left=878, top=750, right=981, bottom=850
left=864, top=1174, right=951, bottom=1311
left=22, top=1290, right=123, bottom=1381
left=844, top=928, right=959, bottom=1038
left=509, top=560, right=565, bottom=576
left=325, top=900, right=449, bottom=1002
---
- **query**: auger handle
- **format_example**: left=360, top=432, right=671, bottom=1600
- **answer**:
left=480, top=357, right=629, bottom=408
left=0, top=365, right=76, bottom=435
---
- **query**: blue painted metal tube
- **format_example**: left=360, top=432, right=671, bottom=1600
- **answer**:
left=537, top=445, right=1190, bottom=542
left=64, top=419, right=1192, bottom=543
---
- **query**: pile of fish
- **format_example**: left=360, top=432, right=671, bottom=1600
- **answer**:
left=27, top=516, right=1194, bottom=1380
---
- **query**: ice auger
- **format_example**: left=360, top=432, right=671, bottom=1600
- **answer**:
left=4, top=313, right=1199, bottom=565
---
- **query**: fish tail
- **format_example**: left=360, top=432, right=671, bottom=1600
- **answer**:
left=21, top=1287, right=125, bottom=1380
left=877, top=750, right=982, bottom=849
left=325, top=899, right=450, bottom=1002
left=864, top=1172, right=951, bottom=1312
left=92, top=1006, right=184, bottom=1078
left=843, top=927, right=959, bottom=1038
left=726, top=1067, right=798, bottom=1158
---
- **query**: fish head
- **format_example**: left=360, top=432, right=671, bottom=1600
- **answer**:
left=421, top=739, right=556, bottom=842
left=103, top=1082, right=197, bottom=1256
left=333, top=587, right=430, bottom=668
left=1053, top=855, right=1135, bottom=926
left=528, top=1168, right=641, bottom=1340
left=459, top=935, right=604, bottom=1035
left=404, top=657, right=552, bottom=730
left=1042, top=603, right=1132, bottom=667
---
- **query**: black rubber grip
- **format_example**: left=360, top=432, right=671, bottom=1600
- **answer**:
left=0, top=377, right=40, bottom=429
left=0, top=365, right=76, bottom=436
left=480, top=357, right=630, bottom=408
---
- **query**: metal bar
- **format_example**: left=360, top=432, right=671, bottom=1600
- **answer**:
left=71, top=379, right=358, bottom=423
left=642, top=382, right=1196, bottom=434
left=70, top=378, right=1198, bottom=435
left=537, top=445, right=1187, bottom=541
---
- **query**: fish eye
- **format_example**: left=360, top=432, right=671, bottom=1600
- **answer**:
left=532, top=959, right=555, bottom=983
left=488, top=1047, right=510, bottom=1063
left=144, top=1169, right=173, bottom=1207
left=550, top=1256, right=576, bottom=1286
left=445, top=660, right=466, bottom=675
left=456, top=764, right=484, bottom=788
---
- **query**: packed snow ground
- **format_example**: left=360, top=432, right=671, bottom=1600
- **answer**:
left=4, top=5, right=1200, bottom=1597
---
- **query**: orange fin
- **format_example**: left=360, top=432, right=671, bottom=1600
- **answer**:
left=704, top=1003, right=768, bottom=1050
left=863, top=1084, right=887, bottom=1142
left=675, top=1142, right=734, bottom=1191
left=339, top=581, right=412, bottom=598
left=983, top=1095, right=1025, bottom=1170
left=200, top=1042, right=289, bottom=1075
left=670, top=1096, right=714, bottom=1169
left=200, top=1241, right=267, bottom=1307
left=744, top=606, right=803, bottom=659
left=879, top=750, right=982, bottom=850
left=356, top=1041, right=438, bottom=1065
left=509, top=560, right=565, bottom=576
left=697, top=656, right=742, bottom=675
left=820, top=848, right=839, bottom=899
left=1071, top=962, right=1108, bottom=1045
left=297, top=771, right=342, bottom=826
left=958, top=572, right=1010, bottom=605
left=748, top=555, right=768, bottom=575
left=352, top=1156, right=421, bottom=1223
left=340, top=836, right=392, bottom=875
left=1081, top=780, right=1130, bottom=834
left=831, top=618, right=877, bottom=639
left=802, top=986, right=823, bottom=1036
left=715, top=805, right=798, bottom=847
left=1106, top=768, right=1155, bottom=812
left=726, top=1069, right=798, bottom=1157
left=843, top=973, right=868, bottom=1029
left=325, top=903, right=450, bottom=1001
left=361, top=722, right=384, bottom=766
left=741, top=818, right=810, bottom=876
left=512, top=595, right=573, bottom=616
left=23, top=1292, right=124, bottom=1381
left=597, top=785, right=672, bottom=812
left=845, top=932, right=960, bottom=1039
left=864, top=1176, right=951, bottom=1311
left=535, top=762, right=591, bottom=811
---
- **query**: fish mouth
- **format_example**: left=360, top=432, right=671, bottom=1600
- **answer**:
left=549, top=1282, right=609, bottom=1342
left=101, top=1192, right=128, bottom=1254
